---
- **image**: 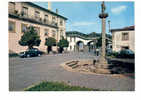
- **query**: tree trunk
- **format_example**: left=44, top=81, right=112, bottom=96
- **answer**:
left=28, top=45, right=33, bottom=50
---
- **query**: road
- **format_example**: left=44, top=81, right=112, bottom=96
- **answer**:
left=9, top=52, right=135, bottom=91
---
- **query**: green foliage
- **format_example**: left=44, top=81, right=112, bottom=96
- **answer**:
left=25, top=81, right=95, bottom=91
left=106, top=51, right=119, bottom=57
left=57, top=37, right=69, bottom=48
left=19, top=26, right=41, bottom=49
left=96, top=36, right=110, bottom=48
left=45, top=37, right=56, bottom=46
left=88, top=32, right=101, bottom=37
left=9, top=53, right=19, bottom=57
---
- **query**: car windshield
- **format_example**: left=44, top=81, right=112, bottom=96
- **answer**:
left=126, top=50, right=134, bottom=54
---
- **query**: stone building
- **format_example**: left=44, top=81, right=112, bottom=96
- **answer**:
left=66, top=31, right=112, bottom=53
left=9, top=2, right=67, bottom=53
left=66, top=31, right=100, bottom=52
left=111, top=26, right=135, bottom=52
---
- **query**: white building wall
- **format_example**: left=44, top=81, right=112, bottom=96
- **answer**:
left=67, top=36, right=93, bottom=51
left=112, top=30, right=135, bottom=52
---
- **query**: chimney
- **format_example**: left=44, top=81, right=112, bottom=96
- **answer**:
left=56, top=9, right=58, bottom=14
left=48, top=2, right=51, bottom=10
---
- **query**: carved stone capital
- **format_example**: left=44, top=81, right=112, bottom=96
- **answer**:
left=99, top=13, right=108, bottom=19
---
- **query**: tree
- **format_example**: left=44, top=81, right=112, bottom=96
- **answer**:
left=57, top=36, right=69, bottom=53
left=45, top=37, right=56, bottom=53
left=19, top=26, right=41, bottom=49
left=96, top=36, right=110, bottom=48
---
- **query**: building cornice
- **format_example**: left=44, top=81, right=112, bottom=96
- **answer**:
left=111, top=26, right=135, bottom=33
left=24, top=2, right=68, bottom=20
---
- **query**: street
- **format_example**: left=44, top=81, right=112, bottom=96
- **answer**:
left=9, top=52, right=134, bottom=91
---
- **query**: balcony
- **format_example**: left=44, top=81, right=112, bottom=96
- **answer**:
left=9, top=10, right=58, bottom=28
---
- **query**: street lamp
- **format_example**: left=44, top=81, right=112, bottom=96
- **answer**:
left=108, top=20, right=111, bottom=33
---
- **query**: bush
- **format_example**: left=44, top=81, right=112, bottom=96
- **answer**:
left=9, top=53, right=19, bottom=57
left=112, top=52, right=119, bottom=57
left=25, top=81, right=95, bottom=91
left=106, top=51, right=119, bottom=57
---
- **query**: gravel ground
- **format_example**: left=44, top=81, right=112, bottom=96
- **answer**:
left=9, top=52, right=135, bottom=91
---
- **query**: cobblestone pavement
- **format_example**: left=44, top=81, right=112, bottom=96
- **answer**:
left=9, top=52, right=135, bottom=91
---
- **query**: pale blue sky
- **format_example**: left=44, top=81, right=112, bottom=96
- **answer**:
left=33, top=1, right=134, bottom=34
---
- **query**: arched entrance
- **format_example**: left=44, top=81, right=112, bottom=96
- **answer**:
left=76, top=41, right=84, bottom=52
left=87, top=41, right=96, bottom=53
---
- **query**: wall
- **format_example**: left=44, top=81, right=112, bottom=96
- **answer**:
left=66, top=36, right=96, bottom=51
left=9, top=18, right=58, bottom=53
left=9, top=2, right=67, bottom=53
left=112, top=30, right=135, bottom=52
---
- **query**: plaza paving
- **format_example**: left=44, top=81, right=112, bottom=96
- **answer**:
left=9, top=52, right=135, bottom=91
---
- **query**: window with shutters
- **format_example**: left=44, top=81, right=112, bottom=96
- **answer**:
left=122, top=33, right=129, bottom=41
left=9, top=21, right=15, bottom=32
left=21, top=23, right=27, bottom=33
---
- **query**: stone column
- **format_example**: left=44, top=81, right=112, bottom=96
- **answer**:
left=96, top=1, right=108, bottom=69
left=101, top=18, right=106, bottom=60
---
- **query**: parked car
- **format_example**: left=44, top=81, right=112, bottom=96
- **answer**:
left=116, top=49, right=134, bottom=58
left=19, top=48, right=43, bottom=58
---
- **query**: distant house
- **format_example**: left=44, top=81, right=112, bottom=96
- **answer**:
left=111, top=26, right=135, bottom=52
left=66, top=31, right=99, bottom=52
left=66, top=31, right=112, bottom=53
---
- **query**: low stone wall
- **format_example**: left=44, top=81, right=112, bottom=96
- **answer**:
left=60, top=59, right=134, bottom=77
left=78, top=59, right=93, bottom=66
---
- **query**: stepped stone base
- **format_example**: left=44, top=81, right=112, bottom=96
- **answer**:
left=94, top=68, right=111, bottom=74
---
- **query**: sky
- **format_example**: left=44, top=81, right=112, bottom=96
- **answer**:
left=33, top=1, right=134, bottom=34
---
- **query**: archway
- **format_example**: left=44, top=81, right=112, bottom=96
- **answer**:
left=76, top=41, right=84, bottom=52
left=87, top=41, right=96, bottom=53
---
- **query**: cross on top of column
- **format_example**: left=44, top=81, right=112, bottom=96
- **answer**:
left=101, top=1, right=106, bottom=13
left=99, top=1, right=108, bottom=19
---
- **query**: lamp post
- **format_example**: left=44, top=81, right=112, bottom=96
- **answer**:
left=108, top=20, right=111, bottom=33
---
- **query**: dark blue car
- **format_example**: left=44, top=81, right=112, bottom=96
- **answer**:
left=19, top=48, right=43, bottom=58
left=116, top=49, right=134, bottom=58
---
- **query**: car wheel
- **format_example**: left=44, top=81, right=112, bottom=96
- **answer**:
left=38, top=54, right=41, bottom=57
left=27, top=54, right=30, bottom=58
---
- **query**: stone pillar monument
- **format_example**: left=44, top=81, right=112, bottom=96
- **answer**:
left=95, top=1, right=108, bottom=69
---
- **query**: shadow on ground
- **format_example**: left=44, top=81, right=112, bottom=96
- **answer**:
left=107, top=58, right=135, bottom=79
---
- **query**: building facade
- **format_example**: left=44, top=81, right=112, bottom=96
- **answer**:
left=9, top=2, right=67, bottom=53
left=111, top=26, right=135, bottom=52
left=66, top=31, right=99, bottom=52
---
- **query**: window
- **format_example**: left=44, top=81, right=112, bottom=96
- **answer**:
left=34, top=27, right=40, bottom=35
left=122, top=33, right=129, bottom=41
left=9, top=2, right=15, bottom=13
left=44, top=15, right=48, bottom=20
left=60, top=30, right=63, bottom=37
left=22, top=7, right=28, bottom=17
left=52, top=30, right=56, bottom=38
left=60, top=20, right=63, bottom=26
left=35, top=11, right=40, bottom=19
left=52, top=16, right=57, bottom=26
left=9, top=21, right=15, bottom=32
left=21, top=23, right=27, bottom=33
left=44, top=29, right=49, bottom=36
left=52, top=16, right=56, bottom=22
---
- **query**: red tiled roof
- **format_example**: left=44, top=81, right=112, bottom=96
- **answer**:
left=111, top=25, right=135, bottom=32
